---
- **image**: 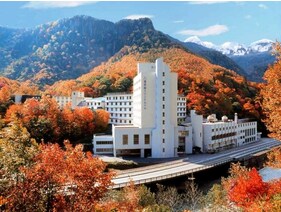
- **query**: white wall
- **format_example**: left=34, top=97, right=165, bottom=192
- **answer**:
left=151, top=58, right=178, bottom=158
left=93, top=135, right=113, bottom=155
left=112, top=125, right=152, bottom=157
left=191, top=110, right=203, bottom=151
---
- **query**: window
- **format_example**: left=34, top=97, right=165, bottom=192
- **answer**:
left=134, top=134, right=139, bottom=145
left=163, top=148, right=165, bottom=152
left=163, top=89, right=165, bottom=93
left=163, top=112, right=165, bottom=117
left=163, top=129, right=165, bottom=134
left=163, top=72, right=165, bottom=77
left=145, top=134, right=150, bottom=145
left=122, top=135, right=128, bottom=145
left=163, top=96, right=165, bottom=101
left=96, top=141, right=113, bottom=145
left=163, top=81, right=165, bottom=85
left=163, top=139, right=165, bottom=143
left=96, top=148, right=113, bottom=153
left=163, top=105, right=165, bottom=109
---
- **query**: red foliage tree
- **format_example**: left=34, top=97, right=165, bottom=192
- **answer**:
left=6, top=141, right=114, bottom=211
left=226, top=168, right=268, bottom=208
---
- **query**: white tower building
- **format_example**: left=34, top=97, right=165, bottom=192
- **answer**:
left=93, top=58, right=190, bottom=158
left=151, top=58, right=178, bottom=157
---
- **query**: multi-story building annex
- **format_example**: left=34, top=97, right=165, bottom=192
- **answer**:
left=191, top=110, right=261, bottom=153
left=54, top=91, right=84, bottom=109
left=104, top=93, right=133, bottom=125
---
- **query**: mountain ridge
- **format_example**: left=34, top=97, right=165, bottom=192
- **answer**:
left=0, top=15, right=247, bottom=86
left=185, top=36, right=276, bottom=81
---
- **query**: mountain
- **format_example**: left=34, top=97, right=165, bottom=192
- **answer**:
left=185, top=36, right=216, bottom=49
left=168, top=35, right=246, bottom=77
left=248, top=39, right=274, bottom=54
left=185, top=37, right=276, bottom=81
left=0, top=16, right=178, bottom=86
left=0, top=15, right=247, bottom=86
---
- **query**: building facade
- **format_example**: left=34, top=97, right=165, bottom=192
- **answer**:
left=54, top=90, right=186, bottom=127
left=191, top=110, right=260, bottom=153
left=105, top=93, right=133, bottom=125
left=93, top=58, right=190, bottom=158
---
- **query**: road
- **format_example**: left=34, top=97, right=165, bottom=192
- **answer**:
left=112, top=138, right=281, bottom=188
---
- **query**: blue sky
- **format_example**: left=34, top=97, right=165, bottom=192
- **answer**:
left=0, top=1, right=281, bottom=46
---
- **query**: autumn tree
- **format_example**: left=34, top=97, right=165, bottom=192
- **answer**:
left=261, top=42, right=281, bottom=140
left=98, top=183, right=166, bottom=211
left=220, top=162, right=281, bottom=211
left=94, top=109, right=110, bottom=132
left=0, top=85, right=12, bottom=115
left=0, top=121, right=38, bottom=198
left=5, top=141, right=114, bottom=211
left=5, top=96, right=106, bottom=145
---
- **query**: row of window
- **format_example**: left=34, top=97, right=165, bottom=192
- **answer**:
left=96, top=148, right=113, bottom=153
left=110, top=119, right=132, bottom=124
left=87, top=102, right=102, bottom=106
left=212, top=126, right=236, bottom=132
left=241, top=128, right=256, bottom=137
left=96, top=141, right=113, bottom=145
left=239, top=122, right=256, bottom=127
left=212, top=132, right=236, bottom=140
left=177, top=108, right=186, bottom=111
left=177, top=113, right=186, bottom=117
left=209, top=140, right=236, bottom=149
left=177, top=98, right=186, bottom=101
left=177, top=102, right=186, bottom=106
left=110, top=113, right=132, bottom=118
left=106, top=107, right=132, bottom=112
left=107, top=102, right=132, bottom=106
left=243, top=136, right=256, bottom=144
left=106, top=96, right=132, bottom=100
left=122, top=134, right=150, bottom=145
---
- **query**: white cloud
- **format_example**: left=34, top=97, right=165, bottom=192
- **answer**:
left=189, top=1, right=228, bottom=5
left=258, top=4, right=268, bottom=9
left=173, top=20, right=184, bottom=23
left=177, top=24, right=229, bottom=37
left=123, top=14, right=154, bottom=20
left=22, top=1, right=95, bottom=9
left=245, top=15, right=252, bottom=19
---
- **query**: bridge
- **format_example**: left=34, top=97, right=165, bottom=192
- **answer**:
left=112, top=138, right=281, bottom=188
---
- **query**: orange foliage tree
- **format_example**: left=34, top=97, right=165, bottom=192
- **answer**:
left=5, top=96, right=109, bottom=144
left=261, top=42, right=281, bottom=140
left=221, top=162, right=281, bottom=211
left=6, top=141, right=114, bottom=211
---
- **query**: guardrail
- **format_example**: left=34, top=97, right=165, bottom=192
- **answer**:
left=112, top=158, right=233, bottom=189
left=112, top=140, right=281, bottom=189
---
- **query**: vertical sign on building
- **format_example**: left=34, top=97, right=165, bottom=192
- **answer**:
left=144, top=77, right=147, bottom=110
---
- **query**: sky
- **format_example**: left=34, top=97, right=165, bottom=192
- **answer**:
left=0, top=1, right=281, bottom=46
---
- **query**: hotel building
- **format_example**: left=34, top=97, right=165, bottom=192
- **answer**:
left=93, top=58, right=191, bottom=158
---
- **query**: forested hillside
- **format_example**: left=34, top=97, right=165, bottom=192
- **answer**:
left=46, top=47, right=261, bottom=121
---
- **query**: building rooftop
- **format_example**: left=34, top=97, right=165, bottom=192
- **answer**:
left=84, top=97, right=106, bottom=102
left=105, top=92, right=132, bottom=96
